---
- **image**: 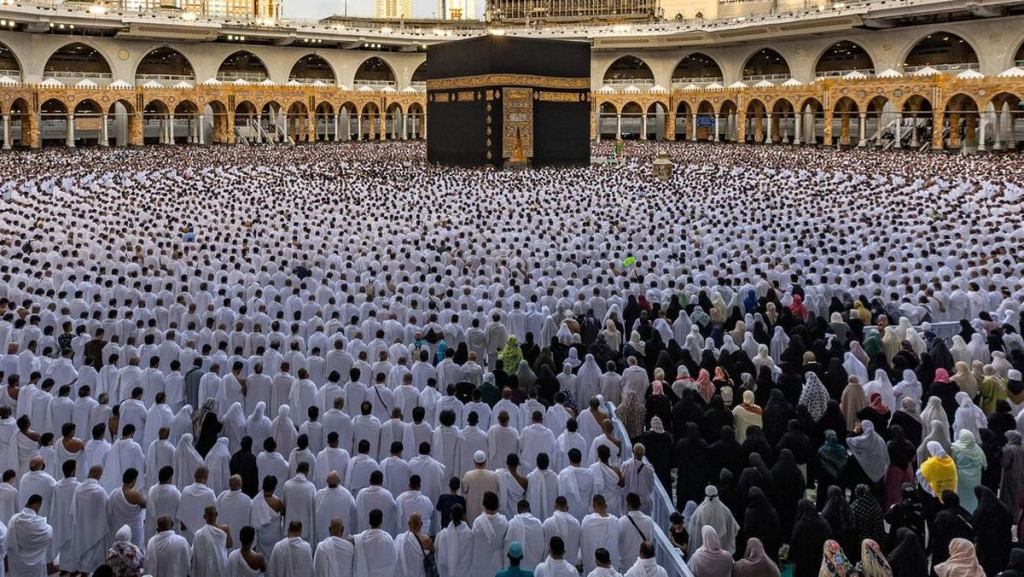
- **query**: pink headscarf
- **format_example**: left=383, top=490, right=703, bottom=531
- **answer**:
left=934, top=368, right=951, bottom=384
left=651, top=380, right=664, bottom=396
left=696, top=369, right=715, bottom=404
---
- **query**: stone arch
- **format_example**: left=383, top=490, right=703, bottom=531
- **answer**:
left=0, top=40, right=24, bottom=80
left=1014, top=40, right=1024, bottom=70
left=602, top=56, right=654, bottom=87
left=384, top=101, right=403, bottom=140
left=741, top=48, right=790, bottom=82
left=314, top=101, right=336, bottom=141
left=218, top=51, right=269, bottom=83
left=40, top=98, right=70, bottom=145
left=358, top=101, right=382, bottom=140
left=596, top=101, right=618, bottom=140
left=7, top=97, right=34, bottom=148
left=286, top=100, right=311, bottom=142
left=770, top=98, right=796, bottom=144
left=411, top=61, right=427, bottom=88
left=863, top=95, right=894, bottom=147
left=901, top=31, right=979, bottom=73
left=406, top=102, right=424, bottom=139
left=673, top=100, right=692, bottom=141
left=718, top=99, right=739, bottom=142
left=814, top=40, right=876, bottom=78
left=619, top=101, right=643, bottom=140
left=796, top=97, right=825, bottom=145
left=44, top=42, right=113, bottom=83
left=135, top=47, right=196, bottom=87
left=354, top=57, right=397, bottom=89
left=983, top=92, right=1024, bottom=150
left=143, top=99, right=172, bottom=145
left=832, top=96, right=860, bottom=147
left=671, top=53, right=723, bottom=87
left=204, top=99, right=230, bottom=144
left=643, top=101, right=669, bottom=141
left=942, top=93, right=980, bottom=150
left=289, top=54, right=337, bottom=85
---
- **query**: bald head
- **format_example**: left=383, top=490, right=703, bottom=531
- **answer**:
left=330, top=517, right=345, bottom=537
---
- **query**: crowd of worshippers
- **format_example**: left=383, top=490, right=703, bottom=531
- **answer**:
left=1, top=141, right=1024, bottom=577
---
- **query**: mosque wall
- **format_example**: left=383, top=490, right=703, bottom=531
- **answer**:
left=1, top=15, right=1023, bottom=150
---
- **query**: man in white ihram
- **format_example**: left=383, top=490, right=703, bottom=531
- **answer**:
left=217, top=475, right=253, bottom=551
left=71, top=465, right=110, bottom=575
left=353, top=508, right=398, bottom=577
left=282, top=462, right=316, bottom=543
left=505, top=499, right=545, bottom=571
left=4, top=494, right=52, bottom=577
left=534, top=536, right=578, bottom=577
left=618, top=492, right=657, bottom=571
left=192, top=504, right=232, bottom=577
left=268, top=520, right=314, bottom=577
left=313, top=517, right=354, bottom=577
left=434, top=503, right=472, bottom=577
left=623, top=542, right=667, bottom=577
left=145, top=515, right=192, bottom=577
left=394, top=512, right=432, bottom=577
left=543, top=496, right=582, bottom=568
left=314, top=471, right=356, bottom=543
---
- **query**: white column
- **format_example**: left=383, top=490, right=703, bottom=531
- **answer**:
left=640, top=114, right=647, bottom=140
left=2, top=114, right=10, bottom=150
left=616, top=114, right=622, bottom=139
left=100, top=113, right=110, bottom=146
left=858, top=113, right=867, bottom=147
left=793, top=113, right=802, bottom=145
left=66, top=114, right=75, bottom=148
left=198, top=114, right=205, bottom=145
left=713, top=115, right=720, bottom=142
left=356, top=115, right=362, bottom=140
left=993, top=107, right=1002, bottom=150
left=168, top=113, right=175, bottom=144
left=401, top=114, right=408, bottom=140
left=729, top=113, right=736, bottom=141
left=765, top=113, right=773, bottom=144
left=910, top=114, right=920, bottom=148
left=690, top=113, right=697, bottom=142
left=334, top=114, right=341, bottom=142
left=894, top=112, right=902, bottom=149
left=979, top=115, right=987, bottom=152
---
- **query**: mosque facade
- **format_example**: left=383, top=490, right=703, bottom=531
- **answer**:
left=0, top=0, right=1023, bottom=150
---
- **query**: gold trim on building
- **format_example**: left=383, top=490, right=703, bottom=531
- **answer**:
left=427, top=74, right=590, bottom=91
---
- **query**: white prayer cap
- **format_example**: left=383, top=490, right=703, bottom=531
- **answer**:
left=474, top=450, right=487, bottom=464
left=1010, top=370, right=1022, bottom=382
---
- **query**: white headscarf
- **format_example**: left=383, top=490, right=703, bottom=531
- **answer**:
left=846, top=420, right=890, bottom=483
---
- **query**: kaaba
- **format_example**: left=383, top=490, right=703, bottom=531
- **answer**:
left=425, top=36, right=591, bottom=168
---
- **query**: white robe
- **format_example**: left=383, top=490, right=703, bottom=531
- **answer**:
left=526, top=468, right=559, bottom=521
left=17, top=471, right=56, bottom=522
left=535, top=557, right=580, bottom=577
left=268, top=536, right=314, bottom=577
left=506, top=512, right=546, bottom=570
left=108, top=487, right=146, bottom=548
left=313, top=447, right=351, bottom=489
left=53, top=475, right=80, bottom=569
left=354, top=528, right=397, bottom=577
left=496, top=468, right=526, bottom=518
left=4, top=508, right=52, bottom=577
left=581, top=513, right=620, bottom=575
left=192, top=523, right=230, bottom=577
left=71, top=478, right=109, bottom=573
left=282, top=474, right=316, bottom=542
left=146, top=483, right=181, bottom=542
left=226, top=549, right=263, bottom=577
left=355, top=485, right=398, bottom=535
left=543, top=511, right=582, bottom=566
left=314, top=536, right=355, bottom=577
left=617, top=511, right=656, bottom=571
left=589, top=462, right=622, bottom=516
left=250, top=494, right=284, bottom=557
left=101, top=438, right=146, bottom=493
left=435, top=521, right=473, bottom=577
left=179, top=482, right=217, bottom=543
left=217, top=489, right=253, bottom=552
left=395, top=530, right=428, bottom=577
left=145, top=439, right=176, bottom=490
left=624, top=557, right=667, bottom=577
left=471, top=511, right=509, bottom=577
left=145, top=530, right=192, bottom=577
left=314, top=485, right=357, bottom=543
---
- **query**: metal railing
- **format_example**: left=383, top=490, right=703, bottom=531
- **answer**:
left=288, top=77, right=336, bottom=85
left=605, top=401, right=694, bottom=577
left=355, top=79, right=398, bottom=88
left=741, top=73, right=791, bottom=82
left=903, top=62, right=980, bottom=73
left=671, top=77, right=724, bottom=87
left=136, top=73, right=195, bottom=83
left=815, top=68, right=876, bottom=79
left=216, top=72, right=270, bottom=82
left=604, top=78, right=656, bottom=86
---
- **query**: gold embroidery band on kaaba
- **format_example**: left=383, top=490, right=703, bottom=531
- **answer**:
left=426, top=74, right=590, bottom=91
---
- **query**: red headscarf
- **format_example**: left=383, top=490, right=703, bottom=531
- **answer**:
left=868, top=392, right=889, bottom=415
left=696, top=369, right=715, bottom=404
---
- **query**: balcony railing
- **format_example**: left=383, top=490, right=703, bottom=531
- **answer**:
left=216, top=72, right=270, bottom=82
left=814, top=68, right=875, bottom=79
left=903, top=62, right=980, bottom=73
left=741, top=72, right=791, bottom=82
